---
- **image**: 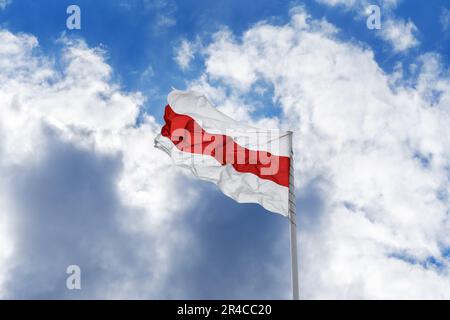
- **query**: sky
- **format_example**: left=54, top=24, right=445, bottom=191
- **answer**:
left=1, top=0, right=450, bottom=299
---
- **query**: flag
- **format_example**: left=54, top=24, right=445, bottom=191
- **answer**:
left=154, top=90, right=293, bottom=216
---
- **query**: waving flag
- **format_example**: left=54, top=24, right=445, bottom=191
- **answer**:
left=154, top=90, right=294, bottom=216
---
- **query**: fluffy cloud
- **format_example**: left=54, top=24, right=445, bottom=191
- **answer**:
left=381, top=18, right=419, bottom=52
left=316, top=0, right=419, bottom=52
left=174, top=39, right=196, bottom=70
left=187, top=8, right=450, bottom=298
left=0, top=26, right=293, bottom=299
left=2, top=4, right=449, bottom=299
left=0, top=30, right=200, bottom=298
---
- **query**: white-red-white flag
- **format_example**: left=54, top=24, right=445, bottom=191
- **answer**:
left=155, top=90, right=293, bottom=216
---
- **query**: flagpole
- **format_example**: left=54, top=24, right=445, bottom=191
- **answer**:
left=288, top=132, right=299, bottom=300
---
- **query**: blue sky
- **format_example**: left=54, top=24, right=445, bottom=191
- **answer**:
left=1, top=0, right=450, bottom=299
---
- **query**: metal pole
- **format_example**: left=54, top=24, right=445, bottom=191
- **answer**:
left=288, top=132, right=299, bottom=300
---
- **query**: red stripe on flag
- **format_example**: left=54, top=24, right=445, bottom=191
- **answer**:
left=161, top=105, right=290, bottom=188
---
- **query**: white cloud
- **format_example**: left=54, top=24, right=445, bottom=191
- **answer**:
left=316, top=0, right=420, bottom=52
left=440, top=8, right=450, bottom=33
left=156, top=15, right=176, bottom=28
left=316, top=0, right=359, bottom=10
left=146, top=0, right=177, bottom=31
left=0, top=0, right=11, bottom=10
left=381, top=18, right=419, bottom=52
left=317, top=0, right=399, bottom=11
left=174, top=39, right=196, bottom=70
left=188, top=7, right=450, bottom=298
left=0, top=30, right=199, bottom=298
left=0, top=27, right=291, bottom=299
left=1, top=3, right=448, bottom=298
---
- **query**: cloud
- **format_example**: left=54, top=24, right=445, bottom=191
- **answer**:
left=117, top=0, right=177, bottom=31
left=316, top=0, right=420, bottom=52
left=155, top=15, right=176, bottom=29
left=2, top=3, right=449, bottom=299
left=140, top=64, right=154, bottom=80
left=186, top=7, right=450, bottom=298
left=0, top=0, right=11, bottom=10
left=317, top=0, right=399, bottom=11
left=174, top=39, right=196, bottom=70
left=381, top=18, right=419, bottom=52
left=145, top=0, right=177, bottom=31
left=0, top=24, right=295, bottom=299
left=440, top=8, right=450, bottom=33
left=0, top=30, right=202, bottom=298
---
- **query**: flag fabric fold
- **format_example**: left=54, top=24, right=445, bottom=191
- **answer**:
left=155, top=90, right=292, bottom=216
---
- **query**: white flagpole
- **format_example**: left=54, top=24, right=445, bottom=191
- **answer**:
left=288, top=132, right=299, bottom=300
